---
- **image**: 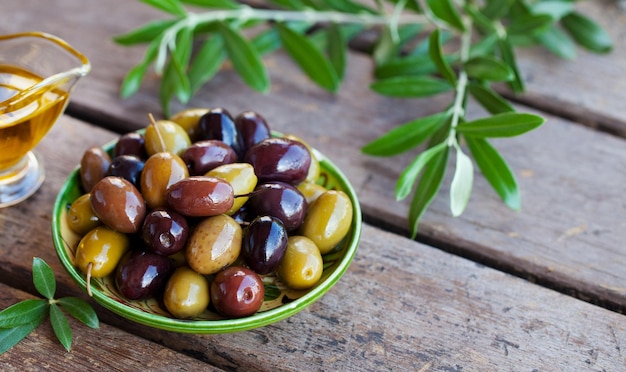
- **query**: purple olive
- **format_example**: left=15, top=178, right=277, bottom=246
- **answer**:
left=142, top=208, right=189, bottom=256
left=198, top=108, right=242, bottom=156
left=247, top=182, right=307, bottom=232
left=181, top=140, right=237, bottom=176
left=241, top=215, right=288, bottom=275
left=115, top=249, right=174, bottom=300
left=107, top=155, right=144, bottom=188
left=235, top=111, right=271, bottom=157
left=244, top=138, right=311, bottom=185
left=114, top=132, right=147, bottom=160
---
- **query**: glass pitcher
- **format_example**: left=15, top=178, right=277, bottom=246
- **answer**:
left=0, top=32, right=90, bottom=207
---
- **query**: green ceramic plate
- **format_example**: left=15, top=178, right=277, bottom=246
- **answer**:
left=52, top=134, right=361, bottom=333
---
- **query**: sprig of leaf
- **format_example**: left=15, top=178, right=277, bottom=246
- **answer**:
left=0, top=258, right=99, bottom=354
left=115, top=0, right=612, bottom=237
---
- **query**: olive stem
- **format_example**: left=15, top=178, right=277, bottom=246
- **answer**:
left=86, top=262, right=93, bottom=297
left=148, top=113, right=167, bottom=152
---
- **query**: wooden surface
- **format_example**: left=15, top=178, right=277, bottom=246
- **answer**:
left=1, top=1, right=625, bottom=370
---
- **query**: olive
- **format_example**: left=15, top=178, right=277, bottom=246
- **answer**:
left=231, top=205, right=253, bottom=225
left=142, top=208, right=189, bottom=256
left=166, top=176, right=234, bottom=217
left=80, top=146, right=111, bottom=192
left=210, top=266, right=264, bottom=318
left=75, top=226, right=130, bottom=278
left=206, top=163, right=258, bottom=215
left=115, top=249, right=174, bottom=300
left=296, top=182, right=327, bottom=205
left=300, top=190, right=353, bottom=254
left=241, top=215, right=288, bottom=275
left=181, top=140, right=237, bottom=176
left=185, top=214, right=242, bottom=275
left=107, top=155, right=144, bottom=188
left=234, top=111, right=271, bottom=156
left=170, top=108, right=209, bottom=142
left=198, top=108, right=241, bottom=156
left=163, top=266, right=210, bottom=319
left=67, top=193, right=100, bottom=236
left=276, top=236, right=323, bottom=290
left=244, top=138, right=311, bottom=185
left=284, top=134, right=320, bottom=183
left=90, top=176, right=146, bottom=234
left=144, top=120, right=191, bottom=157
left=141, top=152, right=189, bottom=210
left=247, top=182, right=307, bottom=232
left=113, top=132, right=147, bottom=159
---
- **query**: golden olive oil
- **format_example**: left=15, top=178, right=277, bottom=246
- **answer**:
left=0, top=64, right=69, bottom=169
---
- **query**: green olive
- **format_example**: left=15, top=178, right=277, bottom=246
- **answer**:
left=67, top=193, right=100, bottom=236
left=206, top=163, right=258, bottom=215
left=277, top=236, right=323, bottom=290
left=141, top=152, right=189, bottom=209
left=144, top=120, right=191, bottom=157
left=185, top=214, right=242, bottom=275
left=170, top=108, right=209, bottom=142
left=284, top=134, right=319, bottom=184
left=75, top=226, right=130, bottom=278
left=296, top=182, right=327, bottom=205
left=163, top=266, right=210, bottom=319
left=300, top=190, right=353, bottom=254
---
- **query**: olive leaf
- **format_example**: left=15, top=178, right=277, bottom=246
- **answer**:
left=562, top=12, right=613, bottom=54
left=458, top=112, right=544, bottom=138
left=180, top=0, right=239, bottom=9
left=57, top=298, right=100, bottom=329
left=450, top=146, right=474, bottom=217
left=464, top=56, right=514, bottom=82
left=188, top=35, right=226, bottom=94
left=467, top=82, right=515, bottom=115
left=426, top=0, right=465, bottom=31
left=50, top=304, right=72, bottom=352
left=113, top=19, right=178, bottom=46
left=33, top=258, right=56, bottom=300
left=0, top=300, right=48, bottom=328
left=395, top=141, right=448, bottom=201
left=371, top=76, right=452, bottom=98
left=140, top=0, right=187, bottom=16
left=429, top=29, right=457, bottom=85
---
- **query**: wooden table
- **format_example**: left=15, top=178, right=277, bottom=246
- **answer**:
left=1, top=1, right=625, bottom=370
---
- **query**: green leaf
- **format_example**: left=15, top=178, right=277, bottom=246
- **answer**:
left=180, top=0, right=240, bottom=9
left=160, top=60, right=178, bottom=117
left=450, top=147, right=474, bottom=217
left=219, top=22, right=270, bottom=93
left=32, top=257, right=56, bottom=300
left=562, top=12, right=612, bottom=54
left=276, top=23, right=339, bottom=92
left=468, top=82, right=515, bottom=114
left=188, top=35, right=225, bottom=94
left=373, top=26, right=396, bottom=66
left=458, top=112, right=544, bottom=138
left=58, top=297, right=99, bottom=329
left=409, top=29, right=452, bottom=56
left=375, top=54, right=440, bottom=79
left=170, top=26, right=194, bottom=103
left=426, top=0, right=465, bottom=31
left=386, top=0, right=422, bottom=12
left=140, top=0, right=187, bottom=17
left=120, top=64, right=148, bottom=99
left=50, top=304, right=72, bottom=352
left=395, top=142, right=448, bottom=201
left=468, top=33, right=499, bottom=59
left=481, top=0, right=514, bottom=19
left=465, top=137, right=520, bottom=210
left=371, top=76, right=452, bottom=98
left=429, top=29, right=456, bottom=85
left=0, top=322, right=43, bottom=354
left=531, top=1, right=573, bottom=20
left=322, top=0, right=377, bottom=14
left=464, top=4, right=497, bottom=33
left=464, top=56, right=513, bottom=82
left=327, top=23, right=347, bottom=80
left=498, top=38, right=524, bottom=93
left=536, top=25, right=576, bottom=60
left=362, top=112, right=449, bottom=156
left=0, top=299, right=48, bottom=328
left=507, top=14, right=553, bottom=36
left=113, top=19, right=177, bottom=46
left=268, top=0, right=306, bottom=10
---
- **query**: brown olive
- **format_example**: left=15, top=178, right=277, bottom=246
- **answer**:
left=185, top=214, right=242, bottom=275
left=210, top=266, right=264, bottom=318
left=80, top=146, right=111, bottom=192
left=141, top=152, right=189, bottom=210
left=67, top=193, right=100, bottom=236
left=90, top=176, right=146, bottom=234
left=206, top=163, right=257, bottom=215
left=166, top=176, right=234, bottom=217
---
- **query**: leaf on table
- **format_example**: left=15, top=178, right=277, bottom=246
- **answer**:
left=0, top=299, right=48, bottom=328
left=561, top=12, right=613, bottom=54
left=276, top=23, right=339, bottom=92
left=362, top=112, right=449, bottom=157
left=467, top=82, right=515, bottom=114
left=395, top=141, right=448, bottom=201
left=188, top=35, right=226, bottom=93
left=32, top=257, right=56, bottom=300
left=450, top=147, right=474, bottom=217
left=536, top=25, right=576, bottom=60
left=458, top=112, right=544, bottom=138
left=327, top=23, right=347, bottom=80
left=465, top=137, right=520, bottom=210
left=429, top=29, right=457, bottom=85
left=464, top=56, right=513, bottom=82
left=180, top=0, right=240, bottom=9
left=370, top=76, right=452, bottom=98
left=219, top=22, right=270, bottom=93
left=50, top=304, right=72, bottom=352
left=58, top=297, right=100, bottom=329
left=113, top=19, right=177, bottom=46
left=140, top=0, right=187, bottom=17
left=0, top=322, right=43, bottom=354
left=426, top=0, right=465, bottom=31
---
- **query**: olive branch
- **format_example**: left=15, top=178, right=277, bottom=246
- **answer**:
left=115, top=0, right=613, bottom=237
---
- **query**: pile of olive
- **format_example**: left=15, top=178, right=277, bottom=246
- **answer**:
left=67, top=108, right=353, bottom=320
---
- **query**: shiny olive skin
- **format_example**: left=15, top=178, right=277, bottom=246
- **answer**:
left=198, top=108, right=242, bottom=156
left=113, top=132, right=147, bottom=159
left=185, top=214, right=242, bottom=275
left=75, top=226, right=130, bottom=278
left=276, top=236, right=323, bottom=290
left=284, top=134, right=320, bottom=184
left=170, top=108, right=209, bottom=142
left=142, top=208, right=189, bottom=256
left=90, top=176, right=146, bottom=234
left=107, top=155, right=144, bottom=188
left=244, top=138, right=311, bottom=185
left=242, top=215, right=288, bottom=275
left=210, top=266, right=264, bottom=318
left=206, top=163, right=258, bottom=215
left=166, top=176, right=234, bottom=217
left=296, top=182, right=327, bottom=205
left=247, top=182, right=307, bottom=232
left=67, top=193, right=100, bottom=236
left=80, top=146, right=111, bottom=192
left=163, top=266, right=210, bottom=319
left=181, top=140, right=237, bottom=176
left=234, top=111, right=271, bottom=157
left=141, top=152, right=189, bottom=209
left=144, top=120, right=191, bottom=156
left=115, top=249, right=174, bottom=300
left=300, top=190, right=353, bottom=254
